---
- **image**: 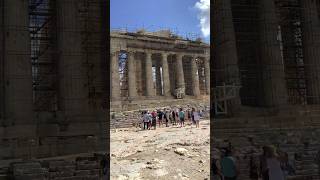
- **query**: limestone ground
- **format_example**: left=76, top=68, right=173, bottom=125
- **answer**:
left=110, top=120, right=210, bottom=180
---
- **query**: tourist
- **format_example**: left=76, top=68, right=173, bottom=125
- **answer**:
left=151, top=110, right=157, bottom=130
left=249, top=155, right=260, bottom=180
left=179, top=108, right=185, bottom=127
left=191, top=108, right=195, bottom=125
left=260, top=146, right=285, bottom=180
left=279, top=151, right=295, bottom=178
left=260, top=146, right=269, bottom=180
left=143, top=111, right=149, bottom=130
left=147, top=111, right=152, bottom=130
left=265, top=146, right=285, bottom=180
left=212, top=156, right=224, bottom=180
left=175, top=108, right=180, bottom=126
left=193, top=108, right=200, bottom=128
left=171, top=110, right=176, bottom=125
left=221, top=149, right=238, bottom=180
left=165, top=109, right=170, bottom=127
left=157, top=109, right=163, bottom=127
left=187, top=109, right=192, bottom=125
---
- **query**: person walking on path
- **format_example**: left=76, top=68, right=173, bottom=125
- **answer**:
left=165, top=109, right=170, bottom=127
left=265, top=146, right=285, bottom=180
left=151, top=110, right=157, bottom=130
left=157, top=110, right=163, bottom=127
left=179, top=108, right=185, bottom=127
left=147, top=111, right=152, bottom=130
left=171, top=110, right=176, bottom=126
left=143, top=111, right=149, bottom=130
left=192, top=108, right=200, bottom=128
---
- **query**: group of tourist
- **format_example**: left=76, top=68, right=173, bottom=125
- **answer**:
left=140, top=107, right=202, bottom=130
left=212, top=145, right=295, bottom=180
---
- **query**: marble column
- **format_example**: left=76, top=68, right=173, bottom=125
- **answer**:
left=111, top=51, right=120, bottom=100
left=301, top=0, right=320, bottom=104
left=127, top=52, right=137, bottom=98
left=213, top=0, right=240, bottom=87
left=161, top=52, right=171, bottom=96
left=259, top=0, right=288, bottom=107
left=176, top=54, right=185, bottom=92
left=213, top=0, right=241, bottom=109
left=191, top=57, right=201, bottom=97
left=3, top=0, right=34, bottom=125
left=204, top=57, right=210, bottom=95
left=145, top=51, right=154, bottom=97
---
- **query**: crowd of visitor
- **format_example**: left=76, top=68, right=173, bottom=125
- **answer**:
left=140, top=107, right=203, bottom=130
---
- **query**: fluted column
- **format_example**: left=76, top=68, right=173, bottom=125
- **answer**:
left=204, top=57, right=210, bottom=95
left=191, top=56, right=201, bottom=97
left=259, top=0, right=288, bottom=107
left=3, top=0, right=34, bottom=125
left=213, top=0, right=240, bottom=87
left=111, top=52, right=120, bottom=100
left=161, top=52, right=171, bottom=96
left=301, top=0, right=320, bottom=104
left=213, top=0, right=241, bottom=109
left=176, top=54, right=185, bottom=92
left=127, top=52, right=137, bottom=98
left=145, top=51, right=154, bottom=97
left=57, top=0, right=90, bottom=115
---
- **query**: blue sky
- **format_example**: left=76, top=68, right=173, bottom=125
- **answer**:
left=110, top=0, right=210, bottom=43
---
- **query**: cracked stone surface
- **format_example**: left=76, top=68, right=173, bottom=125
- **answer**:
left=111, top=120, right=210, bottom=180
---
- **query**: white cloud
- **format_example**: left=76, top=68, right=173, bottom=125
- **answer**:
left=195, top=0, right=210, bottom=38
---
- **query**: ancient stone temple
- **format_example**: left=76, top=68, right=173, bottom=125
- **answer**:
left=110, top=30, right=210, bottom=128
left=213, top=0, right=320, bottom=178
left=0, top=1, right=107, bottom=178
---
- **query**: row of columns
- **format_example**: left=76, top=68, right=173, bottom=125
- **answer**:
left=214, top=0, right=320, bottom=106
left=111, top=50, right=210, bottom=100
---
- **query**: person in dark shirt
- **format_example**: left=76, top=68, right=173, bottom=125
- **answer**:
left=178, top=108, right=185, bottom=127
left=171, top=110, right=176, bottom=125
left=157, top=110, right=163, bottom=127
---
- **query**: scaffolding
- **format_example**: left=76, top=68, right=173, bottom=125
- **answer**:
left=29, top=0, right=58, bottom=112
left=29, top=0, right=107, bottom=111
left=276, top=0, right=307, bottom=105
left=213, top=0, right=320, bottom=110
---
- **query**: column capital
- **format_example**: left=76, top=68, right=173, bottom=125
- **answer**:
left=127, top=51, right=135, bottom=57
left=111, top=51, right=119, bottom=57
left=144, top=49, right=155, bottom=54
left=175, top=53, right=184, bottom=59
left=162, top=52, right=170, bottom=57
left=145, top=51, right=153, bottom=58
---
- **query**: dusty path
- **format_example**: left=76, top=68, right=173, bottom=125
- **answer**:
left=110, top=120, right=210, bottom=180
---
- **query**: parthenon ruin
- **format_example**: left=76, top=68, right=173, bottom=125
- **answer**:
left=213, top=0, right=320, bottom=112
left=110, top=30, right=210, bottom=115
left=213, top=0, right=320, bottom=178
left=0, top=0, right=107, bottom=164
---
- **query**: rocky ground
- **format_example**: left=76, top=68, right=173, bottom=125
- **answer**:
left=110, top=120, right=210, bottom=180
